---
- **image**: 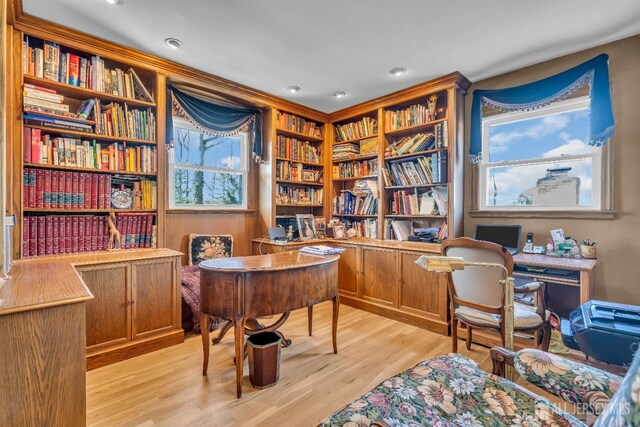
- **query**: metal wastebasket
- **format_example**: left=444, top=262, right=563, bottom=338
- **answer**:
left=247, top=331, right=282, bottom=389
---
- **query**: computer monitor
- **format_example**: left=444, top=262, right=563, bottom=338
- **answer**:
left=474, top=224, right=522, bottom=254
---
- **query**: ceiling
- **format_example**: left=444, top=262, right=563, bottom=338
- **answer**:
left=22, top=0, right=640, bottom=113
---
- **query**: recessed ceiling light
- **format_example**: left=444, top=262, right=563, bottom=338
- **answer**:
left=390, top=67, right=407, bottom=76
left=333, top=91, right=346, bottom=99
left=287, top=86, right=301, bottom=93
left=164, top=38, right=183, bottom=49
left=104, top=0, right=123, bottom=5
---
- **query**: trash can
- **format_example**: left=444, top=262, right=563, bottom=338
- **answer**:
left=247, top=331, right=282, bottom=389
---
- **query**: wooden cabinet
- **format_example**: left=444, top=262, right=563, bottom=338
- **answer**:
left=333, top=243, right=359, bottom=295
left=361, top=247, right=398, bottom=306
left=19, top=249, right=184, bottom=370
left=399, top=251, right=448, bottom=324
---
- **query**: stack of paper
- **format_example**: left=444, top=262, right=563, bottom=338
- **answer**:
left=300, top=245, right=346, bottom=255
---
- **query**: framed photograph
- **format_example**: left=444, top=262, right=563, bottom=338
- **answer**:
left=333, top=224, right=347, bottom=239
left=302, top=170, right=316, bottom=182
left=296, top=214, right=317, bottom=241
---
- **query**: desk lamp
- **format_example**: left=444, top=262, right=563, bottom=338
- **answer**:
left=415, top=255, right=515, bottom=379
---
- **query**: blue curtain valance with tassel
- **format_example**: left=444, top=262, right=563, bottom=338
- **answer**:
left=469, top=54, right=614, bottom=163
left=167, top=85, right=263, bottom=161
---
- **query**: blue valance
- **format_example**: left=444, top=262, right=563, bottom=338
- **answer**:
left=469, top=54, right=615, bottom=162
left=167, top=85, right=263, bottom=161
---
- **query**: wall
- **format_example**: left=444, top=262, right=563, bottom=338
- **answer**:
left=465, top=34, right=640, bottom=305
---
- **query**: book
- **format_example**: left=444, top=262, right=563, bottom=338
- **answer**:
left=127, top=68, right=154, bottom=102
left=43, top=41, right=60, bottom=81
left=390, top=220, right=412, bottom=241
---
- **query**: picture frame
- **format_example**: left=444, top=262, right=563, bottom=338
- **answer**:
left=296, top=214, right=317, bottom=241
left=302, top=170, right=316, bottom=182
left=333, top=224, right=347, bottom=239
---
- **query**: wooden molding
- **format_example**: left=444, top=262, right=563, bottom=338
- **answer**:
left=468, top=209, right=617, bottom=220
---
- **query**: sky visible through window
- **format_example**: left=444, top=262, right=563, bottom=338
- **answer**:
left=487, top=108, right=594, bottom=206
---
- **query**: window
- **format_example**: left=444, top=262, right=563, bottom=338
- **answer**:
left=478, top=97, right=604, bottom=211
left=169, top=118, right=249, bottom=210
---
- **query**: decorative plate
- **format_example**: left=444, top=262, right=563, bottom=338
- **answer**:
left=111, top=190, right=133, bottom=209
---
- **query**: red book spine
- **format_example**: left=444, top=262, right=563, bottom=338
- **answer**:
left=90, top=174, right=98, bottom=209
left=57, top=170, right=65, bottom=209
left=102, top=216, right=109, bottom=250
left=23, top=169, right=29, bottom=208
left=104, top=175, right=112, bottom=209
left=35, top=169, right=44, bottom=208
left=145, top=213, right=154, bottom=248
left=58, top=215, right=66, bottom=254
left=64, top=171, right=72, bottom=210
left=137, top=214, right=143, bottom=248
left=52, top=216, right=59, bottom=255
left=36, top=216, right=46, bottom=256
left=22, top=217, right=29, bottom=256
left=23, top=126, right=32, bottom=163
left=126, top=215, right=133, bottom=249
left=45, top=216, right=53, bottom=255
left=29, top=217, right=38, bottom=257
left=91, top=216, right=99, bottom=252
left=97, top=174, right=105, bottom=209
left=78, top=173, right=86, bottom=209
left=51, top=170, right=59, bottom=208
left=28, top=168, right=36, bottom=208
left=78, top=216, right=86, bottom=252
left=71, top=216, right=79, bottom=253
left=64, top=216, right=72, bottom=254
left=43, top=169, right=51, bottom=209
left=84, top=173, right=92, bottom=209
left=72, top=172, right=79, bottom=209
left=84, top=215, right=92, bottom=252
left=31, top=128, right=41, bottom=164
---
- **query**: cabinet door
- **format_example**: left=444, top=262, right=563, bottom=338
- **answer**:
left=399, top=252, right=448, bottom=321
left=78, top=263, right=131, bottom=350
left=131, top=257, right=179, bottom=339
left=361, top=247, right=398, bottom=306
left=333, top=244, right=359, bottom=295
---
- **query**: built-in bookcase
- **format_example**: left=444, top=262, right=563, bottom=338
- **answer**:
left=18, top=34, right=159, bottom=258
left=328, top=74, right=469, bottom=243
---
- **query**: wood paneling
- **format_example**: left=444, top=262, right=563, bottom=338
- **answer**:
left=334, top=244, right=359, bottom=294
left=0, top=303, right=86, bottom=426
left=361, top=247, right=398, bottom=305
left=132, top=258, right=178, bottom=338
left=78, top=263, right=131, bottom=349
left=399, top=251, right=447, bottom=319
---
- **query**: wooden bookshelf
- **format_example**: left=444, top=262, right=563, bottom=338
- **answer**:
left=17, top=33, right=160, bottom=259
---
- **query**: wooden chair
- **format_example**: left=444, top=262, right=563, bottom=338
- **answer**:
left=442, top=237, right=551, bottom=352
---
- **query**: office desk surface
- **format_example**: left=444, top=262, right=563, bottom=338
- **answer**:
left=513, top=253, right=596, bottom=271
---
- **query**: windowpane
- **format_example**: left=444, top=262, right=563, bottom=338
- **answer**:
left=486, top=158, right=593, bottom=207
left=173, top=127, right=244, bottom=170
left=173, top=168, right=244, bottom=207
left=488, top=108, right=591, bottom=163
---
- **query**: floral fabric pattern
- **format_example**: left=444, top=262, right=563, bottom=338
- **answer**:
left=321, top=353, right=583, bottom=427
left=514, top=349, right=622, bottom=417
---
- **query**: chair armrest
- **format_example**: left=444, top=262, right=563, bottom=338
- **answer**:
left=515, top=281, right=542, bottom=293
left=514, top=348, right=622, bottom=415
left=490, top=347, right=516, bottom=377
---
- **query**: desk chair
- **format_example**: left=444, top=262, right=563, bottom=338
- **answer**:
left=442, top=237, right=551, bottom=352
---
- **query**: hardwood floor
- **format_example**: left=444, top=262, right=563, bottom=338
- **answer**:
left=86, top=303, right=508, bottom=426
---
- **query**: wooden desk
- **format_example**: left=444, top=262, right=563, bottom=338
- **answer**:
left=199, top=251, right=340, bottom=398
left=0, top=263, right=93, bottom=426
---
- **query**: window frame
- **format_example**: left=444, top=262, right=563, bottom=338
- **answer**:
left=477, top=97, right=607, bottom=213
left=168, top=119, right=249, bottom=211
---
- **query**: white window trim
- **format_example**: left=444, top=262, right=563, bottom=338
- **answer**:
left=168, top=119, right=249, bottom=210
left=478, top=97, right=604, bottom=212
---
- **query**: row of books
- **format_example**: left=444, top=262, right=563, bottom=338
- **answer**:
left=430, top=186, right=449, bottom=216
left=23, top=169, right=112, bottom=209
left=332, top=159, right=377, bottom=179
left=383, top=220, right=448, bottom=241
left=95, top=101, right=156, bottom=141
left=332, top=191, right=378, bottom=216
left=434, top=122, right=449, bottom=148
left=22, top=213, right=155, bottom=257
left=276, top=111, right=322, bottom=138
left=23, top=37, right=154, bottom=102
left=385, top=102, right=440, bottom=131
left=24, top=112, right=94, bottom=134
left=24, top=127, right=157, bottom=173
left=23, top=84, right=72, bottom=117
left=389, top=190, right=433, bottom=216
left=345, top=219, right=378, bottom=239
left=276, top=135, right=321, bottom=164
left=383, top=152, right=447, bottom=186
left=332, top=137, right=377, bottom=161
left=275, top=160, right=322, bottom=183
left=334, top=117, right=377, bottom=142
left=275, top=185, right=323, bottom=205
left=386, top=132, right=435, bottom=156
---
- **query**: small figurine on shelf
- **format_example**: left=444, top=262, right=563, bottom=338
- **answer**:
left=427, top=94, right=438, bottom=121
left=286, top=225, right=294, bottom=241
left=107, top=212, right=121, bottom=251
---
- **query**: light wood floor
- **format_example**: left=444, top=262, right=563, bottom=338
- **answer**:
left=85, top=303, right=498, bottom=426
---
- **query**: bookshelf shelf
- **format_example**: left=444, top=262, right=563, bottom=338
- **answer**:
left=385, top=214, right=447, bottom=219
left=332, top=213, right=378, bottom=218
left=274, top=157, right=323, bottom=167
left=24, top=163, right=157, bottom=176
left=384, top=117, right=448, bottom=137
left=332, top=153, right=377, bottom=163
left=384, top=183, right=441, bottom=190
left=275, top=203, right=324, bottom=208
left=25, top=124, right=157, bottom=145
left=24, top=74, right=157, bottom=108
left=384, top=148, right=444, bottom=161
left=24, top=208, right=157, bottom=213
left=332, top=175, right=377, bottom=182
left=275, top=179, right=324, bottom=187
left=333, top=134, right=378, bottom=145
left=275, top=127, right=323, bottom=143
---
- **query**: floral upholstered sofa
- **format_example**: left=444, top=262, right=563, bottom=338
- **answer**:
left=321, top=347, right=640, bottom=427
